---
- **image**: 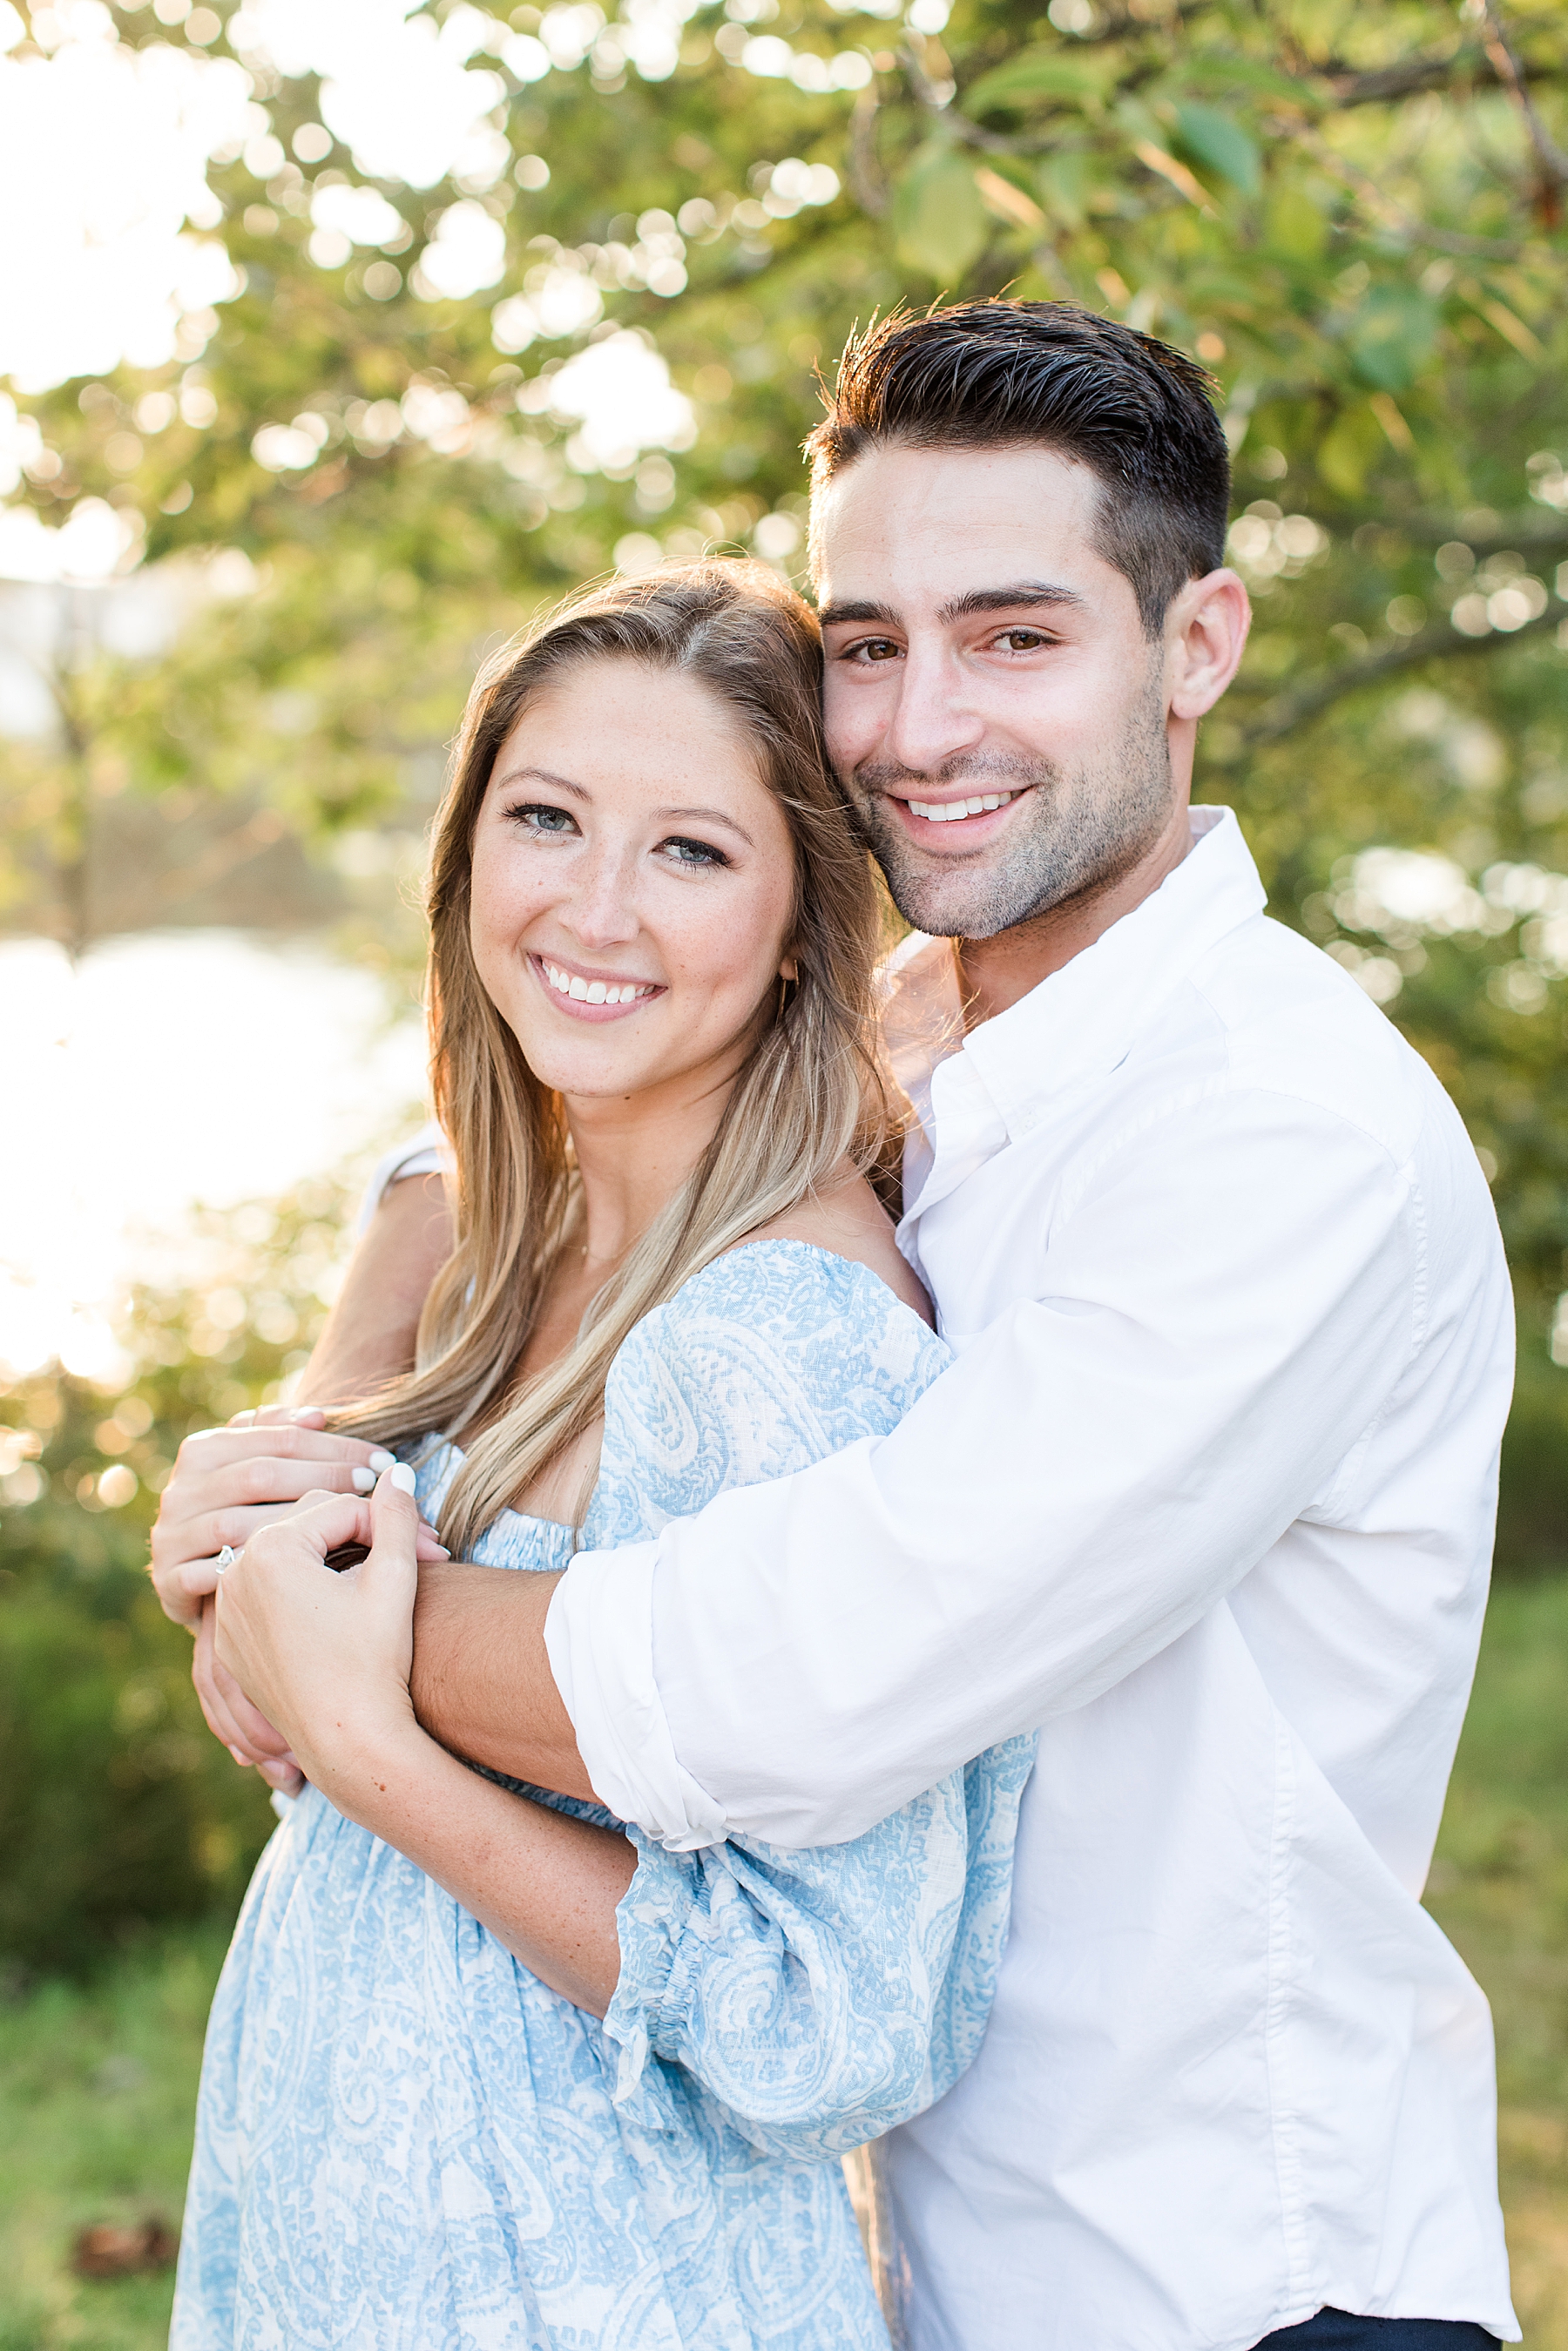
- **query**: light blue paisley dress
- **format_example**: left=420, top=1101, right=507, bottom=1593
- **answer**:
left=172, top=1240, right=1036, bottom=2351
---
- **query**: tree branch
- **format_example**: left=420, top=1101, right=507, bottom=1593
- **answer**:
left=1237, top=603, right=1564, bottom=748
left=848, top=86, right=889, bottom=219
left=1293, top=128, right=1524, bottom=257
left=1482, top=0, right=1568, bottom=227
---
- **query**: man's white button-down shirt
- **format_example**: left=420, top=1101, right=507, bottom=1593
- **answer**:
left=548, top=807, right=1520, bottom=2350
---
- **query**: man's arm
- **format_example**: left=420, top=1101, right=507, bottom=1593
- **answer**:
left=539, top=1088, right=1506, bottom=1850
left=406, top=1089, right=1456, bottom=1833
left=410, top=1560, right=597, bottom=1803
left=306, top=1169, right=453, bottom=1404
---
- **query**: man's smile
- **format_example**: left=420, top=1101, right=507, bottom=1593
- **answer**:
left=880, top=786, right=1032, bottom=846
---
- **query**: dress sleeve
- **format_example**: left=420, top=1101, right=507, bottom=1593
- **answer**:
left=587, top=1243, right=1036, bottom=2159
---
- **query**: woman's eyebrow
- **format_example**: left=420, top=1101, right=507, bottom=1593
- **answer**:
left=653, top=805, right=755, bottom=847
left=494, top=764, right=589, bottom=798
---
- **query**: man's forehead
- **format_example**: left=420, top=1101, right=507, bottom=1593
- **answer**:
left=809, top=439, right=1108, bottom=606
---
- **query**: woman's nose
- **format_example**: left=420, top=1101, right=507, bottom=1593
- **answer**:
left=562, top=847, right=640, bottom=948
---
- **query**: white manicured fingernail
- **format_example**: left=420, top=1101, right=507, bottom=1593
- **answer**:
left=368, top=1449, right=395, bottom=1472
left=352, top=1467, right=376, bottom=1492
left=389, top=1463, right=417, bottom=1495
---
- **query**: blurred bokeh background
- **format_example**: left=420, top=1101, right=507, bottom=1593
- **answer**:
left=1, top=0, right=1565, bottom=2339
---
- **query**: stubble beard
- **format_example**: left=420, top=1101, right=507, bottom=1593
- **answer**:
left=844, top=677, right=1176, bottom=943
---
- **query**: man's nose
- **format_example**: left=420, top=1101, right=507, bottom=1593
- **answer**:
left=881, top=641, right=986, bottom=777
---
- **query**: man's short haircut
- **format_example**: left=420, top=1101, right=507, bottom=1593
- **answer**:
left=805, top=301, right=1232, bottom=636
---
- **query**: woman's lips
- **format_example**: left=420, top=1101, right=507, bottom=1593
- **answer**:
left=529, top=953, right=665, bottom=1022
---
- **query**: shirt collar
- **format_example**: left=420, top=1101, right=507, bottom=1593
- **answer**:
left=896, top=806, right=1267, bottom=1227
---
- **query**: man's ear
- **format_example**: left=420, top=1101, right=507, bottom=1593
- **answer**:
left=1166, top=569, right=1251, bottom=721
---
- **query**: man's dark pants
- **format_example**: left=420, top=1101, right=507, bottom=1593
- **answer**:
left=1254, top=2313, right=1500, bottom=2348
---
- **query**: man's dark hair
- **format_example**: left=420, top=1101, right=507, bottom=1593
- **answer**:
left=805, top=301, right=1231, bottom=636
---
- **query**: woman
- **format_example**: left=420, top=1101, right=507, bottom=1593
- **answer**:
left=168, top=564, right=1035, bottom=2350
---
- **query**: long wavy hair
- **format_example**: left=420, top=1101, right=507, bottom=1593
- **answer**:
left=335, top=560, right=890, bottom=1552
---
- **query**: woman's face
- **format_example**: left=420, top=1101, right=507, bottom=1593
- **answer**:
left=469, top=659, right=799, bottom=1109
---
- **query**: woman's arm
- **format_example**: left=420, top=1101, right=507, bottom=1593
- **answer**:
left=214, top=1474, right=633, bottom=2016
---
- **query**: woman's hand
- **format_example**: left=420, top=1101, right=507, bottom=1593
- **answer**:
left=149, top=1406, right=406, bottom=1631
left=213, top=1468, right=447, bottom=1803
left=192, top=1600, right=306, bottom=1794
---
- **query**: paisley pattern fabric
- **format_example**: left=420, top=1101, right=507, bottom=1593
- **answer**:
left=172, top=1240, right=1037, bottom=2351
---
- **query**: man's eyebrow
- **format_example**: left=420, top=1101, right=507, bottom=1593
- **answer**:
left=816, top=599, right=899, bottom=629
left=816, top=584, right=1088, bottom=631
left=936, top=582, right=1086, bottom=625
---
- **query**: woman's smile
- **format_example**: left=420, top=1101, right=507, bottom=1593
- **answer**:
left=528, top=950, right=666, bottom=1021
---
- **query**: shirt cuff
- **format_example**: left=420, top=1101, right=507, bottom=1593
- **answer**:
left=354, top=1124, right=449, bottom=1235
left=544, top=1544, right=727, bottom=1853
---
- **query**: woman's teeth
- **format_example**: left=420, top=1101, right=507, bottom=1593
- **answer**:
left=906, top=792, right=1017, bottom=824
left=542, top=960, right=656, bottom=1006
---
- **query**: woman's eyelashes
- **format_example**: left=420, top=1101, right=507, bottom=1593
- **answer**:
left=659, top=834, right=730, bottom=870
left=507, top=800, right=578, bottom=838
left=501, top=802, right=731, bottom=872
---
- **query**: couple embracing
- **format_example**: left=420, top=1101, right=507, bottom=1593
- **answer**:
left=150, top=301, right=1519, bottom=2351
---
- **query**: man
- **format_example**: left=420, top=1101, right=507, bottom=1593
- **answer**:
left=157, top=302, right=1517, bottom=2349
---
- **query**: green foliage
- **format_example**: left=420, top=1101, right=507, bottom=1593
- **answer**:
left=0, top=1175, right=354, bottom=1974
left=0, top=1932, right=224, bottom=2347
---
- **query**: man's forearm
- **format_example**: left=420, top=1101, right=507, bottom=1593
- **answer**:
left=410, top=1561, right=597, bottom=1801
left=302, top=1172, right=454, bottom=1407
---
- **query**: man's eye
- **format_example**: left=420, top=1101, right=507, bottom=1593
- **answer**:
left=661, top=834, right=728, bottom=869
left=846, top=638, right=902, bottom=664
left=510, top=802, right=577, bottom=835
left=994, top=629, right=1051, bottom=652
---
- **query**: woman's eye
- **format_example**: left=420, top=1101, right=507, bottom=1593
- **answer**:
left=510, top=801, right=578, bottom=836
left=660, top=834, right=728, bottom=869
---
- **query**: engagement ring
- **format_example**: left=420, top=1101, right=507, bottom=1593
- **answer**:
left=213, top=1544, right=238, bottom=1577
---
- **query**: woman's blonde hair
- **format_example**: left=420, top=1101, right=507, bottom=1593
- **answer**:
left=337, top=560, right=889, bottom=1553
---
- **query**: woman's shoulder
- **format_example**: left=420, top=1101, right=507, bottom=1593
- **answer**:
left=587, top=1208, right=949, bottom=1543
left=735, top=1169, right=935, bottom=1328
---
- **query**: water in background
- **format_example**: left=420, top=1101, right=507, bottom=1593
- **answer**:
left=0, top=930, right=427, bottom=1382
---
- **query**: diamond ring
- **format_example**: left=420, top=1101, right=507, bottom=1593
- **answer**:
left=213, top=1544, right=239, bottom=1577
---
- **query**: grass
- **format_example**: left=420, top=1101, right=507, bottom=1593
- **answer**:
left=1, top=1581, right=1565, bottom=2350
left=1425, top=1574, right=1568, bottom=2346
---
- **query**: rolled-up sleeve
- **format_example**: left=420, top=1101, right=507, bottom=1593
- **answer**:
left=549, top=1090, right=1424, bottom=1848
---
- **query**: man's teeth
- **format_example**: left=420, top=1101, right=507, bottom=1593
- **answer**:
left=542, top=961, right=655, bottom=1006
left=906, top=792, right=1017, bottom=824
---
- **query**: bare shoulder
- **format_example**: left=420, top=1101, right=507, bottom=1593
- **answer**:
left=739, top=1168, right=935, bottom=1329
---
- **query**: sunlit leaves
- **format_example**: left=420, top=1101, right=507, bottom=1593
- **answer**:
left=892, top=138, right=991, bottom=283
left=1171, top=102, right=1260, bottom=199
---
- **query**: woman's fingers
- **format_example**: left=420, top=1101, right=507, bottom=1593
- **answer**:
left=192, top=1602, right=303, bottom=1783
left=229, top=1403, right=328, bottom=1429
left=180, top=1424, right=394, bottom=1476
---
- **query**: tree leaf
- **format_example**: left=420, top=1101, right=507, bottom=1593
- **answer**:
left=964, top=48, right=1110, bottom=115
left=1348, top=284, right=1440, bottom=393
left=1173, top=102, right=1262, bottom=197
left=892, top=144, right=991, bottom=285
